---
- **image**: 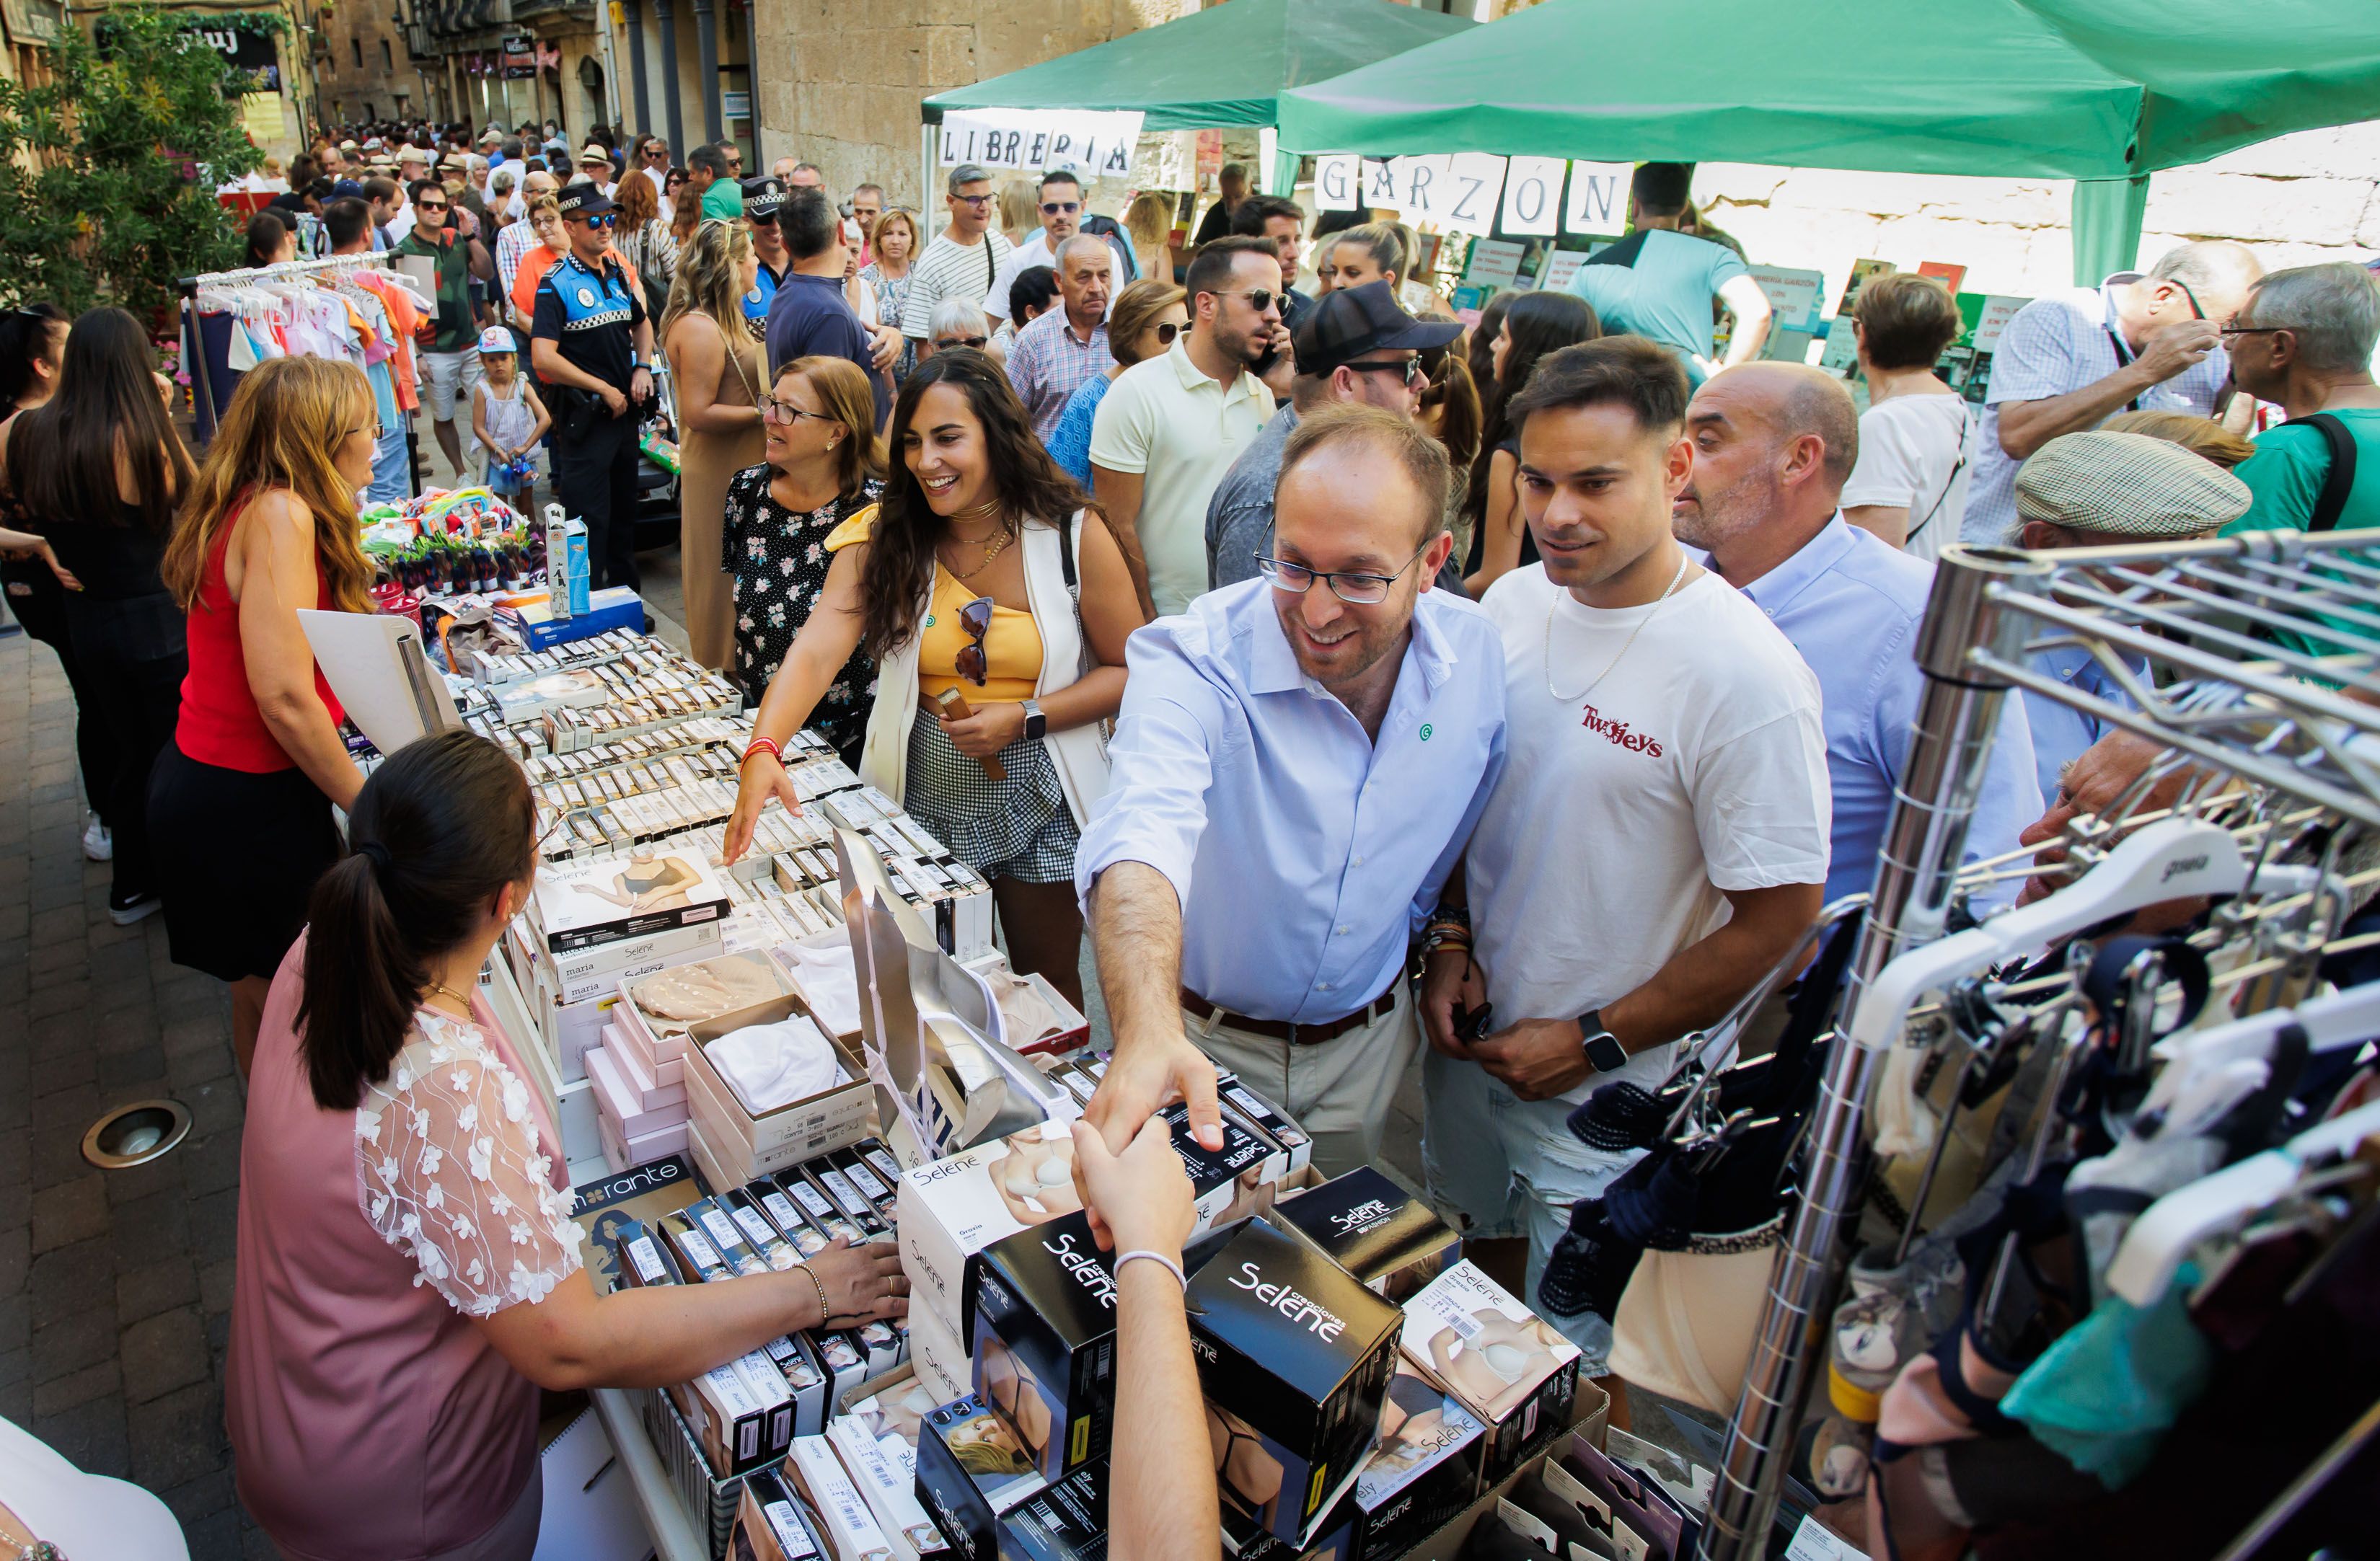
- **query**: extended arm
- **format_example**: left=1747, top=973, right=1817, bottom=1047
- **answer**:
left=1716, top=274, right=1774, bottom=369
left=722, top=544, right=872, bottom=858
left=1996, top=319, right=2220, bottom=460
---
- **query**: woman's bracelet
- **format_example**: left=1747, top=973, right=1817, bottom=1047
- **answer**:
left=741, top=736, right=783, bottom=769
left=1114, top=1249, right=1187, bottom=1291
left=792, top=1260, right=830, bottom=1322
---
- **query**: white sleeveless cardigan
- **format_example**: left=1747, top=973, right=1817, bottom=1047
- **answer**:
left=856, top=511, right=1109, bottom=828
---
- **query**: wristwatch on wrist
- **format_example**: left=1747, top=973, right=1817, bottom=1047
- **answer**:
left=1577, top=1009, right=1628, bottom=1075
left=1020, top=699, right=1046, bottom=740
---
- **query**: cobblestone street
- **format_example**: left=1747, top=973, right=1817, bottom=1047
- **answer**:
left=0, top=628, right=264, bottom=1560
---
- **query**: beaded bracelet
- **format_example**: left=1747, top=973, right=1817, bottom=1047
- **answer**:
left=792, top=1260, right=831, bottom=1322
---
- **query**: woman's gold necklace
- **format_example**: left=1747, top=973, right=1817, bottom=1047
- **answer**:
left=943, top=500, right=1013, bottom=581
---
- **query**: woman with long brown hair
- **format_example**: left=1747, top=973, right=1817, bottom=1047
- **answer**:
left=0, top=308, right=196, bottom=924
left=722, top=355, right=886, bottom=760
left=151, top=355, right=377, bottom=1074
left=723, top=351, right=1145, bottom=1004
left=662, top=219, right=765, bottom=671
left=612, top=164, right=677, bottom=321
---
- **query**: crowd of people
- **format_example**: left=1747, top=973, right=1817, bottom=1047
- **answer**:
left=4, top=115, right=2380, bottom=1559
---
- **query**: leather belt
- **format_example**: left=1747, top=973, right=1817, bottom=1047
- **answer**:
left=1181, top=979, right=1401, bottom=1047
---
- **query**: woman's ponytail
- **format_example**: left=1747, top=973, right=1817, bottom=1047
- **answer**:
left=295, top=730, right=538, bottom=1110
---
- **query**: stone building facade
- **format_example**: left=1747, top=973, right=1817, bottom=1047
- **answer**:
left=316, top=0, right=438, bottom=126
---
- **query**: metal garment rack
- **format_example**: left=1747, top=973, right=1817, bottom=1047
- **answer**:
left=175, top=252, right=426, bottom=489
left=1697, top=529, right=2380, bottom=1561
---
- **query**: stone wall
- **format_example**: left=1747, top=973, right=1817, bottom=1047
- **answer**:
left=1694, top=121, right=2380, bottom=311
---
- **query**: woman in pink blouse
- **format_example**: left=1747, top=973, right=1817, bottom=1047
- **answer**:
left=226, top=730, right=908, bottom=1561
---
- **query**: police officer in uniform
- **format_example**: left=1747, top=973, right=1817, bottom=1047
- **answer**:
left=744, top=176, right=791, bottom=330
left=530, top=180, right=655, bottom=592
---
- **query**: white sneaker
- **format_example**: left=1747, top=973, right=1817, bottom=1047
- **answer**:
left=82, top=815, right=112, bottom=862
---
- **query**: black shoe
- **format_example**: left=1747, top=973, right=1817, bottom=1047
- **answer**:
left=107, top=890, right=161, bottom=927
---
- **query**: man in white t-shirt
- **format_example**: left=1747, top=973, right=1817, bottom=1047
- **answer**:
left=1420, top=336, right=1831, bottom=1368
left=902, top=162, right=1015, bottom=353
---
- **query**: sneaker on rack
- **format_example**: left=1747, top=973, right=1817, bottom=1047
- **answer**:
left=107, top=889, right=160, bottom=927
left=82, top=815, right=113, bottom=862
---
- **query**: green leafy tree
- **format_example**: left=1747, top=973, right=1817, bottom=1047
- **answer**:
left=0, top=4, right=268, bottom=320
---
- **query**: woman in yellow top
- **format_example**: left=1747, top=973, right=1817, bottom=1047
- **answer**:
left=721, top=350, right=1144, bottom=1005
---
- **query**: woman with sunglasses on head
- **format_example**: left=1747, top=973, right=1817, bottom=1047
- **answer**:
left=1045, top=280, right=1189, bottom=491
left=228, top=730, right=905, bottom=1561
left=723, top=355, right=886, bottom=763
left=661, top=221, right=766, bottom=671
left=723, top=351, right=1145, bottom=1006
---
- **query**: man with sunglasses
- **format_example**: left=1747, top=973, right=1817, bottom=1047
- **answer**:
left=1093, top=234, right=1286, bottom=616
left=983, top=168, right=1093, bottom=326
left=397, top=176, right=496, bottom=481
left=902, top=162, right=1014, bottom=355
left=531, top=181, right=656, bottom=597
left=742, top=176, right=794, bottom=327
left=1077, top=403, right=1507, bottom=1180
left=1965, top=240, right=2262, bottom=545
left=1207, top=280, right=1460, bottom=591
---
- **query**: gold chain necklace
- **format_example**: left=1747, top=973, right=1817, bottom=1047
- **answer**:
left=1543, top=551, right=1691, bottom=704
left=943, top=503, right=1013, bottom=581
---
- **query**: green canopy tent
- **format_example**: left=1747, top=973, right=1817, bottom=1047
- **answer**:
left=920, top=0, right=1475, bottom=198
left=1272, top=0, right=2380, bottom=281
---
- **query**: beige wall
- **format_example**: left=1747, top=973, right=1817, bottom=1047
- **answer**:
left=317, top=0, right=436, bottom=125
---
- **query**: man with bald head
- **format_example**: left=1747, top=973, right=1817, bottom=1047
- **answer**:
left=1006, top=232, right=1115, bottom=441
left=1675, top=362, right=2042, bottom=906
left=1965, top=239, right=2263, bottom=544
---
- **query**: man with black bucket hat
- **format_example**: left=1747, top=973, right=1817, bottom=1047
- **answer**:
left=1206, top=280, right=1463, bottom=592
left=530, top=179, right=655, bottom=595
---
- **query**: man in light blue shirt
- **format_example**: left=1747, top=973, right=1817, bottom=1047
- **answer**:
left=1566, top=162, right=1773, bottom=384
left=1076, top=404, right=1507, bottom=1177
left=1675, top=363, right=2043, bottom=908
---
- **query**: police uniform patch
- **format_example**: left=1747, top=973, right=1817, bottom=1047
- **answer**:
left=576, top=287, right=596, bottom=306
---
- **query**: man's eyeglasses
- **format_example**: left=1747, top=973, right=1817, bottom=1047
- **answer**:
left=955, top=595, right=995, bottom=686
left=1210, top=288, right=1279, bottom=316
left=952, top=193, right=995, bottom=208
left=571, top=211, right=617, bottom=229
left=2220, top=324, right=2293, bottom=338
left=1256, top=541, right=1431, bottom=605
left=1345, top=355, right=1425, bottom=388
left=416, top=199, right=449, bottom=213
left=937, top=335, right=990, bottom=350
left=761, top=395, right=833, bottom=426
left=1040, top=200, right=1079, bottom=216
left=2172, top=279, right=2207, bottom=321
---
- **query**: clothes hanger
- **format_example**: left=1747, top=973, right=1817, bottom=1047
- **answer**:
left=2153, top=980, right=2380, bottom=1072
left=2103, top=1096, right=2380, bottom=1306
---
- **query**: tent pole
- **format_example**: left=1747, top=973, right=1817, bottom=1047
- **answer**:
left=920, top=124, right=935, bottom=219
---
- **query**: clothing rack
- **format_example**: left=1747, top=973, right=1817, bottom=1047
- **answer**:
left=175, top=252, right=426, bottom=493
left=1696, top=529, right=2380, bottom=1561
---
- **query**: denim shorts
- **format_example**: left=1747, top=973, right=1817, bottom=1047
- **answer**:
left=1422, top=1050, right=1645, bottom=1372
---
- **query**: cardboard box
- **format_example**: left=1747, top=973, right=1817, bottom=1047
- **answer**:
left=681, top=994, right=873, bottom=1167
left=598, top=1106, right=687, bottom=1175
left=534, top=849, right=732, bottom=954
left=551, top=919, right=723, bottom=1004
left=827, top=1368, right=951, bottom=1560
left=1189, top=1220, right=1403, bottom=1545
left=785, top=1434, right=895, bottom=1561
left=1217, top=1075, right=1315, bottom=1180
left=1400, top=1262, right=1582, bottom=1485
left=1163, top=1100, right=1293, bottom=1230
left=1271, top=1168, right=1460, bottom=1304
left=998, top=1459, right=1106, bottom=1561
left=964, top=1211, right=1117, bottom=1480
left=907, top=1297, right=972, bottom=1402
left=895, top=1123, right=1083, bottom=1343
left=720, top=1186, right=808, bottom=1271
left=1357, top=1382, right=1609, bottom=1561
left=915, top=1394, right=1053, bottom=1561
left=599, top=1020, right=687, bottom=1107
left=1311, top=1361, right=1486, bottom=1561
left=588, top=1044, right=686, bottom=1140
left=734, top=1468, right=829, bottom=1561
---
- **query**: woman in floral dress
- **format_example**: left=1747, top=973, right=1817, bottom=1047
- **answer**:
left=723, top=354, right=885, bottom=764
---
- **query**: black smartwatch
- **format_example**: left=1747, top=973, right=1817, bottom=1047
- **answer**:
left=1577, top=1008, right=1628, bottom=1075
left=1020, top=699, right=1046, bottom=741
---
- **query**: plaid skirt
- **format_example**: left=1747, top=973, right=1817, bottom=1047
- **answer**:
left=902, top=707, right=1082, bottom=885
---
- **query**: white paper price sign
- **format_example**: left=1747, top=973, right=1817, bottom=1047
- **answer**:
left=936, top=108, right=1142, bottom=177
left=1314, top=154, right=1363, bottom=212
left=1564, top=161, right=1634, bottom=235
left=1972, top=294, right=2029, bottom=350
left=1465, top=238, right=1525, bottom=288
left=1501, top=156, right=1566, bottom=236
left=1380, top=154, right=1505, bottom=234
left=1749, top=265, right=1827, bottom=333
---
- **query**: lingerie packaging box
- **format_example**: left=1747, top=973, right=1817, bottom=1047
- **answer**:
left=1163, top=1100, right=1295, bottom=1230
left=552, top=919, right=723, bottom=1005
left=680, top=994, right=873, bottom=1177
left=1305, top=1361, right=1486, bottom=1561
left=1399, top=1262, right=1582, bottom=1485
left=1271, top=1168, right=1460, bottom=1303
left=997, top=1459, right=1107, bottom=1561
left=964, top=1210, right=1118, bottom=1480
left=534, top=849, right=732, bottom=954
left=826, top=1366, right=951, bottom=1561
left=914, top=1394, right=1054, bottom=1561
left=735, top=1468, right=830, bottom=1561
left=1189, top=1219, right=1403, bottom=1546
left=785, top=1434, right=896, bottom=1561
left=896, top=1122, right=1084, bottom=1345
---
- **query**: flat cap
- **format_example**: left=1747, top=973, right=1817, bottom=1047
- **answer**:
left=2016, top=429, right=2251, bottom=537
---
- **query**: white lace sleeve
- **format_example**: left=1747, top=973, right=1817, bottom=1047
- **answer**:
left=356, top=1014, right=586, bottom=1317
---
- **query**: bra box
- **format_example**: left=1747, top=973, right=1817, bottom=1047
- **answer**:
left=826, top=1368, right=951, bottom=1561
left=1399, top=1261, right=1581, bottom=1485
left=1308, top=1359, right=1486, bottom=1561
left=915, top=1394, right=1054, bottom=1561
left=896, top=1123, right=1085, bottom=1345
left=733, top=1467, right=830, bottom=1561
left=1271, top=1167, right=1460, bottom=1304
left=534, top=848, right=732, bottom=953
left=1189, top=1219, right=1403, bottom=1545
left=964, top=1210, right=1119, bottom=1480
left=998, top=1459, right=1107, bottom=1561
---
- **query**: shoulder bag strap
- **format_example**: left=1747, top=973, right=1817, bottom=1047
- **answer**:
left=2284, top=412, right=2358, bottom=534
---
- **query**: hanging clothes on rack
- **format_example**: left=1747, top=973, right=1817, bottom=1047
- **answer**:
left=177, top=255, right=433, bottom=444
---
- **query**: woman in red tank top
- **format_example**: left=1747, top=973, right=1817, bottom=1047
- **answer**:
left=151, top=356, right=379, bottom=1074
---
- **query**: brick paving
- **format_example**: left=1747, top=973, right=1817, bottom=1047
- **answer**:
left=0, top=627, right=267, bottom=1560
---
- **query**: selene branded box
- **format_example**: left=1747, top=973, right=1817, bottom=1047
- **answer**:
left=1399, top=1262, right=1582, bottom=1484
left=1163, top=1101, right=1292, bottom=1229
left=1271, top=1168, right=1461, bottom=1303
left=964, top=1211, right=1119, bottom=1480
left=534, top=849, right=731, bottom=954
left=734, top=1469, right=828, bottom=1561
left=896, top=1123, right=1084, bottom=1344
left=826, top=1373, right=950, bottom=1561
left=914, top=1395, right=1051, bottom=1561
left=997, top=1459, right=1108, bottom=1561
left=1313, top=1361, right=1486, bottom=1561
left=1188, top=1221, right=1403, bottom=1545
